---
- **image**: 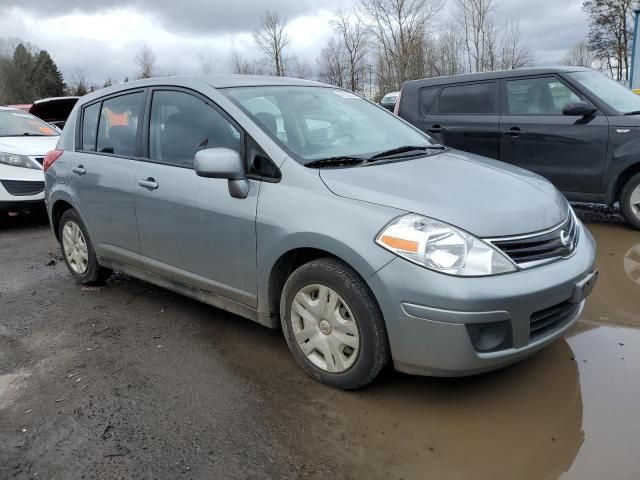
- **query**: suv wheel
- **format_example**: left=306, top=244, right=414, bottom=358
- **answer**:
left=59, top=209, right=112, bottom=284
left=621, top=172, right=640, bottom=230
left=280, top=257, right=389, bottom=389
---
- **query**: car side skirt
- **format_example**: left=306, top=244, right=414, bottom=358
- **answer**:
left=98, top=257, right=279, bottom=329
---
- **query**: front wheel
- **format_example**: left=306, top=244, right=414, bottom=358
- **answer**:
left=621, top=172, right=640, bottom=230
left=280, top=258, right=389, bottom=389
left=59, top=209, right=112, bottom=284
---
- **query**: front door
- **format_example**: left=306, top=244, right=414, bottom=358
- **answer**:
left=499, top=75, right=609, bottom=194
left=69, top=90, right=146, bottom=266
left=134, top=89, right=259, bottom=307
left=423, top=81, right=501, bottom=159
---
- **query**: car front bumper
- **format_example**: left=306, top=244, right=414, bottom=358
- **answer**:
left=367, top=223, right=598, bottom=376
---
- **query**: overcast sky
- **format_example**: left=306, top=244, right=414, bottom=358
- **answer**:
left=0, top=0, right=587, bottom=85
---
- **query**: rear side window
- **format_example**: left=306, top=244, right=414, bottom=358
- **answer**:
left=96, top=92, right=145, bottom=157
left=149, top=90, right=241, bottom=168
left=81, top=103, right=100, bottom=151
left=435, top=82, right=497, bottom=114
left=506, top=77, right=581, bottom=115
left=420, top=87, right=439, bottom=114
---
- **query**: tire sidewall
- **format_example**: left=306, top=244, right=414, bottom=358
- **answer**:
left=621, top=173, right=640, bottom=230
left=280, top=258, right=389, bottom=389
left=58, top=209, right=103, bottom=284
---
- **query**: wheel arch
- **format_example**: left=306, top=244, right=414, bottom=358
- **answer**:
left=51, top=198, right=76, bottom=241
left=612, top=162, right=640, bottom=204
left=261, top=235, right=393, bottom=327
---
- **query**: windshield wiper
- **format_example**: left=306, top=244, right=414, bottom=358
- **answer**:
left=367, top=144, right=445, bottom=161
left=623, top=110, right=640, bottom=115
left=305, top=156, right=365, bottom=168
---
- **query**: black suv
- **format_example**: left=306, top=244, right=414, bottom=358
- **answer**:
left=396, top=67, right=640, bottom=229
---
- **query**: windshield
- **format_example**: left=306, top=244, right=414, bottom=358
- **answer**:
left=568, top=70, right=640, bottom=114
left=0, top=110, right=60, bottom=137
left=223, top=86, right=435, bottom=163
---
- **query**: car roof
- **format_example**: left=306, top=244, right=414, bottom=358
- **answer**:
left=404, top=66, right=593, bottom=87
left=77, top=74, right=333, bottom=105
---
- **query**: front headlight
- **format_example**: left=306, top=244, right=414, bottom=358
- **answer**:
left=0, top=152, right=40, bottom=170
left=376, top=214, right=517, bottom=276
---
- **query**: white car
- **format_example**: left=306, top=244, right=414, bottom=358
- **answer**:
left=0, top=107, right=60, bottom=213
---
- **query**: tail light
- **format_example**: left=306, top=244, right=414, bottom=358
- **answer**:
left=43, top=149, right=63, bottom=172
left=393, top=89, right=402, bottom=116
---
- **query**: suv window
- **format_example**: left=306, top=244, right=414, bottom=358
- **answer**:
left=81, top=102, right=100, bottom=151
left=436, top=82, right=497, bottom=114
left=506, top=77, right=581, bottom=115
left=420, top=87, right=439, bottom=114
left=149, top=90, right=241, bottom=168
left=96, top=92, right=145, bottom=156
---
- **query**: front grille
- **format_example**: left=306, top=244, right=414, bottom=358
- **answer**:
left=530, top=300, right=579, bottom=341
left=1, top=180, right=45, bottom=196
left=487, top=213, right=579, bottom=268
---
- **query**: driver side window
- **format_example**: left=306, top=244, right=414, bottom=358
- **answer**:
left=507, top=77, right=581, bottom=115
left=149, top=90, right=241, bottom=168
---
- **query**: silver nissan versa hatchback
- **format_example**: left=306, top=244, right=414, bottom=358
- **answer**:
left=44, top=76, right=598, bottom=389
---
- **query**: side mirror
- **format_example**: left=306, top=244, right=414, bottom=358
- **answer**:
left=562, top=101, right=596, bottom=117
left=194, top=147, right=249, bottom=199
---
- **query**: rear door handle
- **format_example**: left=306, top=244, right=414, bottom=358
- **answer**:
left=427, top=125, right=445, bottom=133
left=72, top=165, right=86, bottom=175
left=138, top=177, right=158, bottom=190
left=506, top=127, right=526, bottom=137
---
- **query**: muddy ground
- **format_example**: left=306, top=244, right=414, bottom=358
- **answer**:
left=0, top=204, right=639, bottom=480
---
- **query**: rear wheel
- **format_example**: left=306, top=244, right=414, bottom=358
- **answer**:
left=621, top=173, right=640, bottom=230
left=280, top=257, right=389, bottom=389
left=59, top=209, right=112, bottom=284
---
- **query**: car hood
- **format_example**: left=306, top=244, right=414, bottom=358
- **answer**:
left=0, top=136, right=60, bottom=156
left=319, top=150, right=569, bottom=237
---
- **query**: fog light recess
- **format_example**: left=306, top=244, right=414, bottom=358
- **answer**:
left=466, top=320, right=512, bottom=353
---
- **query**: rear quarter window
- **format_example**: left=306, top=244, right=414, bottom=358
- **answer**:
left=419, top=87, right=440, bottom=114
left=81, top=103, right=100, bottom=151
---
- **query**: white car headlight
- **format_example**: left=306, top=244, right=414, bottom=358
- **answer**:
left=376, top=214, right=516, bottom=276
left=0, top=152, right=40, bottom=170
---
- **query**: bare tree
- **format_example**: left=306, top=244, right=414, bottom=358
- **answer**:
left=495, top=21, right=533, bottom=70
left=332, top=9, right=369, bottom=92
left=563, top=40, right=596, bottom=67
left=318, top=37, right=348, bottom=87
left=69, top=69, right=89, bottom=96
left=359, top=0, right=443, bottom=92
left=253, top=11, right=289, bottom=76
left=288, top=54, right=312, bottom=79
left=135, top=44, right=156, bottom=79
left=424, top=26, right=467, bottom=77
left=456, top=0, right=495, bottom=72
left=229, top=45, right=259, bottom=75
left=583, top=0, right=633, bottom=80
left=198, top=53, right=216, bottom=74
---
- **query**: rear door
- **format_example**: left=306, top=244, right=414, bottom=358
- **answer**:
left=499, top=75, right=608, bottom=194
left=423, top=81, right=500, bottom=159
left=69, top=90, right=146, bottom=267
left=134, top=88, right=259, bottom=308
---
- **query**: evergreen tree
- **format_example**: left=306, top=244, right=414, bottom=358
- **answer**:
left=33, top=50, right=65, bottom=98
left=10, top=43, right=35, bottom=103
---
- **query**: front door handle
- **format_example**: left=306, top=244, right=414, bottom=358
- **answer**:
left=72, top=165, right=86, bottom=175
left=507, top=127, right=527, bottom=137
left=428, top=125, right=446, bottom=133
left=138, top=177, right=158, bottom=190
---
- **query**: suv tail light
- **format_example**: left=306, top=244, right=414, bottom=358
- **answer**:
left=43, top=149, right=63, bottom=172
left=393, top=89, right=402, bottom=116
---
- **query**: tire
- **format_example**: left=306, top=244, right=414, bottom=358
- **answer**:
left=620, top=172, right=640, bottom=230
left=58, top=209, right=112, bottom=284
left=280, top=257, right=389, bottom=389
